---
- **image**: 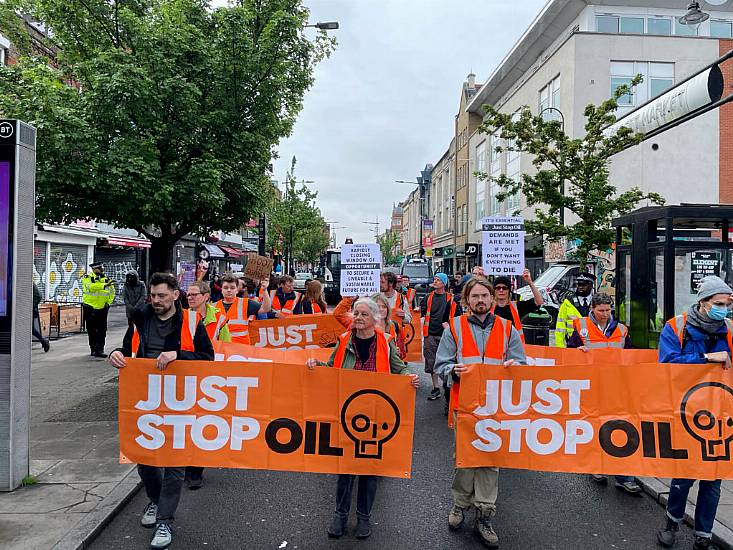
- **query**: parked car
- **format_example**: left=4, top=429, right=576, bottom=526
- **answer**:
left=401, top=258, right=433, bottom=304
left=515, top=262, right=587, bottom=324
left=293, top=271, right=313, bottom=292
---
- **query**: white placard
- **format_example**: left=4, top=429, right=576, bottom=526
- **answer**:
left=481, top=216, right=525, bottom=276
left=340, top=243, right=382, bottom=297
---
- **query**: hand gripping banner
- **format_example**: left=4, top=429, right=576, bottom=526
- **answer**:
left=456, top=361, right=733, bottom=480
left=119, top=360, right=416, bottom=478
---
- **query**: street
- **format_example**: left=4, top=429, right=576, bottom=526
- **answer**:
left=90, top=369, right=696, bottom=550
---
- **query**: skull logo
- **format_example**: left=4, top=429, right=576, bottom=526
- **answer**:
left=680, top=382, right=733, bottom=461
left=340, top=389, right=400, bottom=459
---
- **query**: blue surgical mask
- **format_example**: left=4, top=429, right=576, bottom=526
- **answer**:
left=708, top=305, right=729, bottom=321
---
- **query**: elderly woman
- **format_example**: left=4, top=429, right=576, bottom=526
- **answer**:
left=371, top=293, right=406, bottom=358
left=657, top=275, right=733, bottom=550
left=307, top=297, right=419, bottom=540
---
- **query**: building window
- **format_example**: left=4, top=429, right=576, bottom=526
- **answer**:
left=647, top=18, right=672, bottom=36
left=620, top=17, right=644, bottom=34
left=610, top=61, right=674, bottom=111
left=476, top=142, right=486, bottom=221
left=489, top=133, right=503, bottom=216
left=674, top=18, right=697, bottom=36
left=539, top=76, right=561, bottom=119
left=596, top=15, right=619, bottom=33
left=711, top=20, right=733, bottom=38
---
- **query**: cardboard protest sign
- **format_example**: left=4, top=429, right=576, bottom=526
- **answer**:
left=456, top=360, right=733, bottom=480
left=248, top=314, right=345, bottom=350
left=481, top=217, right=525, bottom=276
left=244, top=254, right=274, bottom=281
left=119, top=359, right=416, bottom=478
left=340, top=244, right=381, bottom=297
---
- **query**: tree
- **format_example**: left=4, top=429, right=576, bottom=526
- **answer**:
left=267, top=158, right=329, bottom=269
left=0, top=0, right=335, bottom=270
left=479, top=76, right=664, bottom=267
left=377, top=230, right=401, bottom=266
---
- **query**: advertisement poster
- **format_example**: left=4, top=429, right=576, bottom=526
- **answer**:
left=0, top=162, right=9, bottom=316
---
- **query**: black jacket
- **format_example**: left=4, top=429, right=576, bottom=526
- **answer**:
left=115, top=302, right=214, bottom=361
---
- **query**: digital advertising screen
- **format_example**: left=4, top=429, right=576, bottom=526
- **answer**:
left=0, top=161, right=10, bottom=316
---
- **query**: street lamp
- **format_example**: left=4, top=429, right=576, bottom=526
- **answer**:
left=305, top=21, right=339, bottom=30
left=539, top=106, right=566, bottom=226
left=678, top=2, right=710, bottom=33
left=362, top=220, right=379, bottom=240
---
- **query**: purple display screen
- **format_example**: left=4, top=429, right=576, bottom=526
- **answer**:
left=0, top=162, right=9, bottom=316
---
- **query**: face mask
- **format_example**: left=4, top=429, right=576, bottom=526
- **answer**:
left=708, top=305, right=729, bottom=321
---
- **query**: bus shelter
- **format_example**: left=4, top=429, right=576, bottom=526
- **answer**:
left=613, top=205, right=733, bottom=349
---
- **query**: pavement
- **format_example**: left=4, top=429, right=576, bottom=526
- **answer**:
left=1, top=311, right=732, bottom=550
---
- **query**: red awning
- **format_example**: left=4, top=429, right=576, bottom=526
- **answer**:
left=220, top=245, right=245, bottom=258
left=105, top=236, right=151, bottom=249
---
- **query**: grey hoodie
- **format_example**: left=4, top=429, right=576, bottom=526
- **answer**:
left=121, top=269, right=146, bottom=317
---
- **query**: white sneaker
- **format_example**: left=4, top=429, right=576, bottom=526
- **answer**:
left=141, top=502, right=158, bottom=528
left=150, top=523, right=173, bottom=549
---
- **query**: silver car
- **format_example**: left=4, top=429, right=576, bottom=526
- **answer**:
left=293, top=272, right=312, bottom=292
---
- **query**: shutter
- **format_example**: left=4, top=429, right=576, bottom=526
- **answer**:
left=33, top=241, right=48, bottom=300
left=94, top=248, right=140, bottom=305
left=47, top=243, right=88, bottom=303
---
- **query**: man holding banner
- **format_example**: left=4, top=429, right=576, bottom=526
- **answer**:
left=109, top=273, right=215, bottom=550
left=435, top=277, right=525, bottom=549
left=657, top=276, right=733, bottom=550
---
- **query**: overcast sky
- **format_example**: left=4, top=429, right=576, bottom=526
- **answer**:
left=216, top=0, right=547, bottom=244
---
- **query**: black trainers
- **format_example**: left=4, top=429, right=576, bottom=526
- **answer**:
left=694, top=536, right=720, bottom=550
left=657, top=517, right=679, bottom=548
left=327, top=514, right=347, bottom=538
left=355, top=517, right=371, bottom=539
left=615, top=479, right=642, bottom=495
left=428, top=388, right=441, bottom=401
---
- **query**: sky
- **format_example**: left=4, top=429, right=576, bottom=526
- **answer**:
left=215, top=0, right=548, bottom=244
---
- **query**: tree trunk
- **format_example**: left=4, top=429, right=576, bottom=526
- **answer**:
left=148, top=236, right=176, bottom=274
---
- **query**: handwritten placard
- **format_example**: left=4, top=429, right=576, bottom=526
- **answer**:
left=244, top=254, right=274, bottom=281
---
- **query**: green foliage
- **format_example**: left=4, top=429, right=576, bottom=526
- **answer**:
left=479, top=75, right=664, bottom=267
left=377, top=230, right=400, bottom=266
left=267, top=158, right=329, bottom=266
left=21, top=474, right=37, bottom=486
left=0, top=0, right=335, bottom=269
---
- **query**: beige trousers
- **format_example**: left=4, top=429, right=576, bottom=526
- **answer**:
left=452, top=467, right=499, bottom=514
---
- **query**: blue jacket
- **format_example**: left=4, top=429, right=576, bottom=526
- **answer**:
left=658, top=318, right=732, bottom=364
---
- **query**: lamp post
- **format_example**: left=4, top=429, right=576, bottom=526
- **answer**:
left=678, top=2, right=710, bottom=34
left=539, top=106, right=566, bottom=226
left=304, top=21, right=340, bottom=30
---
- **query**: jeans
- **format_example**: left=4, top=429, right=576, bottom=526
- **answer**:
left=137, top=465, right=185, bottom=523
left=666, top=478, right=722, bottom=537
left=185, top=466, right=204, bottom=481
left=335, top=475, right=377, bottom=519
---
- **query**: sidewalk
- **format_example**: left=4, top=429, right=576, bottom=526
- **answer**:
left=0, top=306, right=141, bottom=550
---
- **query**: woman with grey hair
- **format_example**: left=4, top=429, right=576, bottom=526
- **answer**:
left=306, top=297, right=419, bottom=540
left=371, top=293, right=406, bottom=358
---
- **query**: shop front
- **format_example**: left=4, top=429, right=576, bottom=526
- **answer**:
left=95, top=233, right=150, bottom=305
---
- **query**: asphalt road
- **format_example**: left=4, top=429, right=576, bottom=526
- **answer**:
left=90, top=370, right=697, bottom=550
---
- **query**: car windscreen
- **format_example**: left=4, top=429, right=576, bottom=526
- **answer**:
left=402, top=263, right=431, bottom=279
left=533, top=265, right=567, bottom=287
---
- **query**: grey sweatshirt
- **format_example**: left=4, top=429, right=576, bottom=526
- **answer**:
left=434, top=313, right=527, bottom=387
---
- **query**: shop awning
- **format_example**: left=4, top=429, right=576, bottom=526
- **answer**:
left=220, top=245, right=245, bottom=258
left=202, top=243, right=225, bottom=258
left=104, top=235, right=151, bottom=249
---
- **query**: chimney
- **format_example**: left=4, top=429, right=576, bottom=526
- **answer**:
left=467, top=72, right=476, bottom=88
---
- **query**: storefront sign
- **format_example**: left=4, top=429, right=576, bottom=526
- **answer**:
left=481, top=216, right=525, bottom=275
left=341, top=243, right=381, bottom=296
left=465, top=243, right=479, bottom=257
left=690, top=251, right=720, bottom=294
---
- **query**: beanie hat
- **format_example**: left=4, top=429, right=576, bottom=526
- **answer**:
left=493, top=276, right=511, bottom=288
left=697, top=275, right=733, bottom=301
left=435, top=273, right=449, bottom=286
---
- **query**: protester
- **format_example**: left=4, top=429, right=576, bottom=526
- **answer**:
left=210, top=274, right=223, bottom=303
left=82, top=261, right=115, bottom=358
left=435, top=277, right=525, bottom=549
left=214, top=273, right=269, bottom=343
left=108, top=272, right=214, bottom=550
left=471, top=265, right=486, bottom=278
left=270, top=275, right=302, bottom=317
left=565, top=292, right=640, bottom=495
left=371, top=293, right=406, bottom=358
left=554, top=272, right=596, bottom=347
left=122, top=270, right=147, bottom=328
left=306, top=298, right=419, bottom=540
left=420, top=273, right=460, bottom=407
left=400, top=275, right=418, bottom=310
left=333, top=295, right=357, bottom=329
left=450, top=271, right=464, bottom=295
left=656, top=275, right=733, bottom=550
left=490, top=269, right=544, bottom=339
left=294, top=279, right=328, bottom=314
left=32, top=282, right=50, bottom=352
left=188, top=280, right=232, bottom=344
left=380, top=271, right=411, bottom=325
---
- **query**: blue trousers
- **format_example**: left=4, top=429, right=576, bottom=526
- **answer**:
left=666, top=478, right=721, bottom=537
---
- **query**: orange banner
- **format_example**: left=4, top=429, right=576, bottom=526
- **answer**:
left=456, top=358, right=733, bottom=480
left=523, top=344, right=658, bottom=365
left=119, top=360, right=416, bottom=478
left=403, top=314, right=423, bottom=363
left=248, top=314, right=344, bottom=349
left=213, top=342, right=331, bottom=364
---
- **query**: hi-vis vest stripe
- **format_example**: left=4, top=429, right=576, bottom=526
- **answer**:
left=131, top=309, right=198, bottom=358
left=573, top=317, right=628, bottom=349
left=270, top=290, right=302, bottom=315
left=447, top=314, right=512, bottom=428
left=490, top=301, right=525, bottom=343
left=206, top=310, right=228, bottom=342
left=333, top=329, right=392, bottom=373
left=215, top=298, right=250, bottom=344
left=423, top=292, right=456, bottom=337
left=668, top=313, right=733, bottom=352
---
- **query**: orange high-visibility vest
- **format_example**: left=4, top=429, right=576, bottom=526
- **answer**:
left=667, top=313, right=733, bottom=351
left=204, top=308, right=228, bottom=342
left=309, top=301, right=324, bottom=314
left=333, top=329, right=391, bottom=373
left=405, top=288, right=416, bottom=306
left=573, top=317, right=628, bottom=349
left=215, top=297, right=251, bottom=344
left=422, top=292, right=457, bottom=337
left=270, top=290, right=302, bottom=315
left=131, top=308, right=198, bottom=358
left=447, top=314, right=512, bottom=428
left=490, top=301, right=525, bottom=343
left=256, top=287, right=267, bottom=303
left=389, top=292, right=409, bottom=325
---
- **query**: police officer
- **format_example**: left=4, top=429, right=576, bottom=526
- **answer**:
left=82, top=261, right=115, bottom=357
left=554, top=272, right=595, bottom=348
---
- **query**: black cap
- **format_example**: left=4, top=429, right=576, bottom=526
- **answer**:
left=576, top=272, right=596, bottom=284
left=89, top=261, right=104, bottom=269
left=493, top=276, right=511, bottom=288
